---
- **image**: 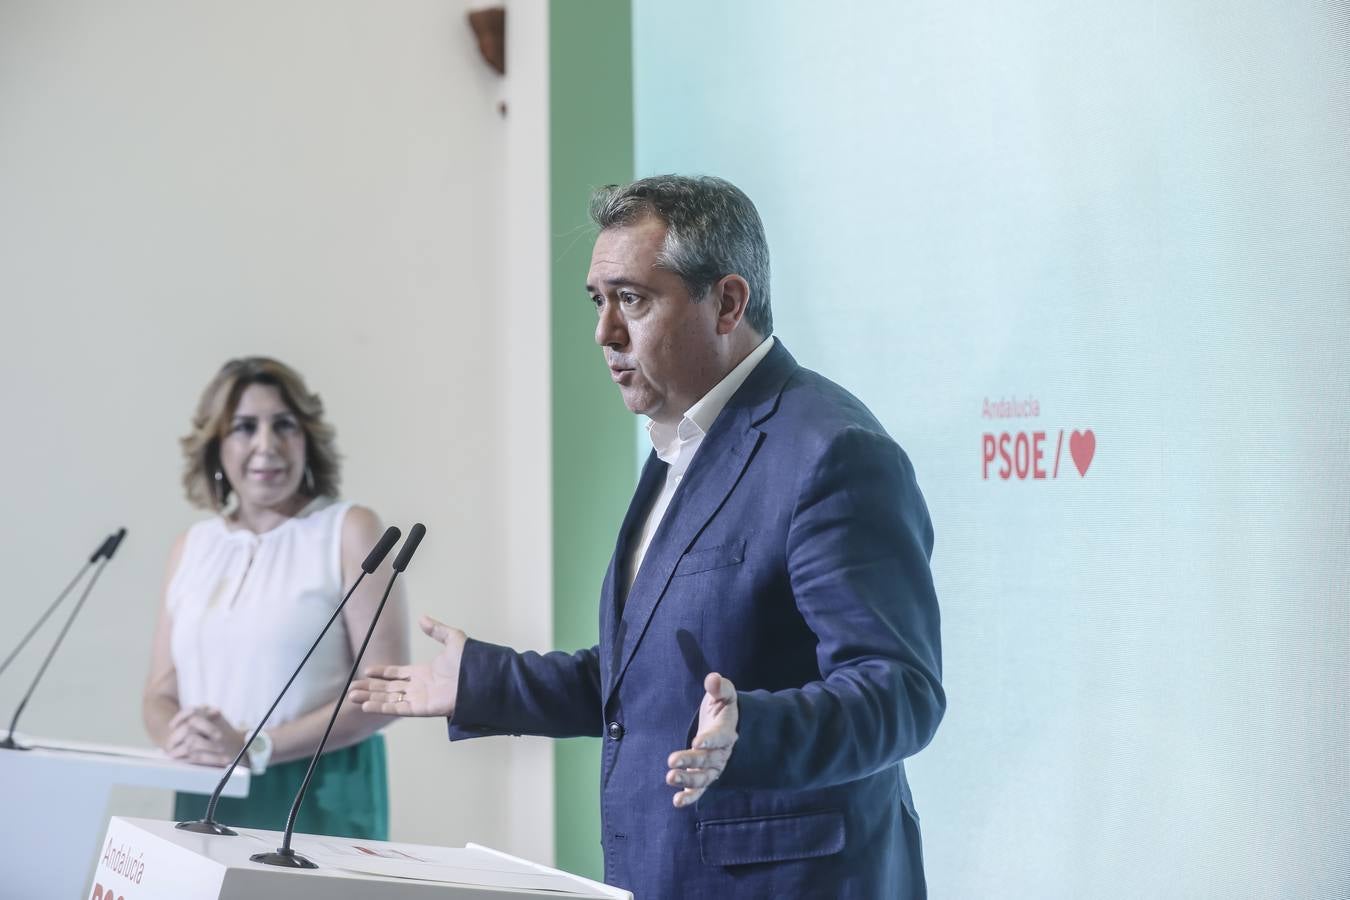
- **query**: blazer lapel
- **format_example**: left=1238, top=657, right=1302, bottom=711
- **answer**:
left=603, top=341, right=800, bottom=705
left=600, top=449, right=667, bottom=699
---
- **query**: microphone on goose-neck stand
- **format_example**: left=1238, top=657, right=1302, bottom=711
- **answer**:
left=176, top=525, right=403, bottom=836
left=1, top=528, right=127, bottom=751
left=0, top=531, right=119, bottom=683
left=252, top=523, right=426, bottom=869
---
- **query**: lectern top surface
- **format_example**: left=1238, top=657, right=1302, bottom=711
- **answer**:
left=1, top=733, right=249, bottom=795
left=99, top=817, right=629, bottom=899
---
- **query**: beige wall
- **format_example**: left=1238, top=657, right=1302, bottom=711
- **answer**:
left=0, top=0, right=553, bottom=862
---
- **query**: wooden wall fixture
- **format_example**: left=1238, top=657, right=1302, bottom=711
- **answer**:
left=468, top=7, right=506, bottom=75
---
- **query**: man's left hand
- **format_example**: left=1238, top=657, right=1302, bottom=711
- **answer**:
left=666, top=672, right=739, bottom=808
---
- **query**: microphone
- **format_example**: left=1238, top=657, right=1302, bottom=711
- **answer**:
left=391, top=522, right=426, bottom=573
left=253, top=523, right=426, bottom=869
left=0, top=532, right=117, bottom=682
left=1, top=528, right=127, bottom=751
left=176, top=525, right=402, bottom=836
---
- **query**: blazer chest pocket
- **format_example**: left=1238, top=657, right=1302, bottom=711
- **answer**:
left=673, top=538, right=746, bottom=577
left=697, top=810, right=845, bottom=866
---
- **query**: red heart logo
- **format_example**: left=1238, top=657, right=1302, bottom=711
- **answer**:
left=1069, top=429, right=1095, bottom=476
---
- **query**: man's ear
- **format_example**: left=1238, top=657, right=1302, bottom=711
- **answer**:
left=712, top=274, right=751, bottom=335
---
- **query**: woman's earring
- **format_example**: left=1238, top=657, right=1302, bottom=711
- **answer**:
left=214, top=468, right=226, bottom=504
left=304, top=464, right=315, bottom=494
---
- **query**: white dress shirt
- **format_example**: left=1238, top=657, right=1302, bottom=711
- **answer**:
left=625, top=336, right=776, bottom=595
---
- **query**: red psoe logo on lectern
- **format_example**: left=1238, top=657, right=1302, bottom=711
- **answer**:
left=91, top=834, right=146, bottom=899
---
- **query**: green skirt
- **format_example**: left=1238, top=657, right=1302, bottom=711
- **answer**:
left=174, top=734, right=388, bottom=840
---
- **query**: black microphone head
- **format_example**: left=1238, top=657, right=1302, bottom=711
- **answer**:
left=103, top=528, right=128, bottom=560
left=361, top=526, right=402, bottom=573
left=391, top=523, right=426, bottom=573
left=90, top=533, right=116, bottom=563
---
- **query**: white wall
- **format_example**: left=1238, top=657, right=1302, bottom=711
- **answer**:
left=0, top=0, right=553, bottom=863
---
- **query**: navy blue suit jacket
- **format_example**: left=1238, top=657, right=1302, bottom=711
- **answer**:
left=450, top=342, right=944, bottom=899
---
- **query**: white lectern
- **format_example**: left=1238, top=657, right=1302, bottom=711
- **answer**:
left=0, top=733, right=249, bottom=900
left=89, top=817, right=631, bottom=899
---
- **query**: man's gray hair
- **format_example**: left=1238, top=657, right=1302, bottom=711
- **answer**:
left=589, top=175, right=773, bottom=336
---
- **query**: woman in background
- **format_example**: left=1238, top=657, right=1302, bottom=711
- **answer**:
left=143, top=356, right=409, bottom=839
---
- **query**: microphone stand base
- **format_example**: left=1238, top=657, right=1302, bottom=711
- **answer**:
left=251, top=848, right=318, bottom=869
left=176, top=820, right=238, bottom=836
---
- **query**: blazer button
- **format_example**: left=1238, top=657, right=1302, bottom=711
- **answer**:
left=607, top=721, right=625, bottom=741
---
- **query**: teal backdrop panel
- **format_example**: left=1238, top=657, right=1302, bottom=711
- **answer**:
left=633, top=2, right=1349, bottom=896
left=550, top=0, right=634, bottom=883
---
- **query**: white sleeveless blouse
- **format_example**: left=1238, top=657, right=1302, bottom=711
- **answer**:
left=167, top=498, right=355, bottom=733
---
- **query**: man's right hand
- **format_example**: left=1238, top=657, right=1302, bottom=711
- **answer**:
left=348, top=614, right=466, bottom=717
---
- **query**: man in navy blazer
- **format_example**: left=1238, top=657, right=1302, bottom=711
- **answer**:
left=352, top=175, right=944, bottom=898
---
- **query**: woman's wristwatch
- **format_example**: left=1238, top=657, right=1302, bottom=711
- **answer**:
left=246, top=730, right=273, bottom=775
